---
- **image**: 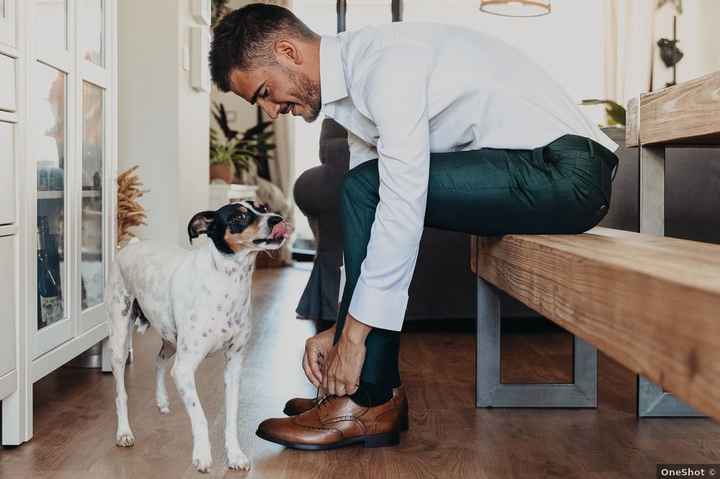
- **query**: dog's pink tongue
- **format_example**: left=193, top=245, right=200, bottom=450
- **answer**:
left=271, top=222, right=289, bottom=239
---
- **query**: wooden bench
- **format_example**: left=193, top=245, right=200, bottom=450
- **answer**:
left=471, top=70, right=720, bottom=421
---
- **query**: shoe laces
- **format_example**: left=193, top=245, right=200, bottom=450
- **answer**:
left=315, top=387, right=331, bottom=408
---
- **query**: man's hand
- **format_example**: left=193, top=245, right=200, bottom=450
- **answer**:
left=302, top=325, right=336, bottom=388
left=321, top=314, right=371, bottom=397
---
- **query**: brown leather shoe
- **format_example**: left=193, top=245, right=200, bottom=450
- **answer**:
left=258, top=391, right=404, bottom=450
left=283, top=386, right=409, bottom=431
left=283, top=396, right=317, bottom=416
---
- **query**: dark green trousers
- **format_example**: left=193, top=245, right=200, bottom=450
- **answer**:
left=333, top=134, right=619, bottom=388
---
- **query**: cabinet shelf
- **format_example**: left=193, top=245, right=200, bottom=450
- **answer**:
left=38, top=190, right=102, bottom=200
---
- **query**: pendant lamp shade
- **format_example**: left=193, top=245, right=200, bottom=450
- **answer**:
left=479, top=0, right=551, bottom=17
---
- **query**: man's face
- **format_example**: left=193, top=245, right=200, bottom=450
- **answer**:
left=229, top=64, right=321, bottom=123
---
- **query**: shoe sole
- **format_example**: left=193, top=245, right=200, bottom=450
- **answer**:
left=283, top=407, right=410, bottom=433
left=256, top=428, right=400, bottom=451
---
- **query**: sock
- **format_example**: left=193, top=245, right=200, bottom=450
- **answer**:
left=350, top=381, right=393, bottom=407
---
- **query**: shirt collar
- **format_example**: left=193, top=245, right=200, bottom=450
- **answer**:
left=320, top=35, right=348, bottom=108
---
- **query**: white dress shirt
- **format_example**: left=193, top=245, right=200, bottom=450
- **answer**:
left=319, top=22, right=617, bottom=332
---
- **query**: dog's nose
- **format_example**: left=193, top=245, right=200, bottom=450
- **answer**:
left=268, top=216, right=283, bottom=228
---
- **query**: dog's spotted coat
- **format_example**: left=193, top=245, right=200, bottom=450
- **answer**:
left=107, top=201, right=291, bottom=472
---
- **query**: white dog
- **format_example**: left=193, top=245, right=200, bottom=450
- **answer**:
left=106, top=200, right=291, bottom=472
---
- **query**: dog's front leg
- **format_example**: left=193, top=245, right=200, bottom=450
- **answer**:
left=172, top=352, right=212, bottom=473
left=224, top=350, right=250, bottom=471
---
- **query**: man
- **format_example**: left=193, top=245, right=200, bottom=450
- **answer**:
left=210, top=4, right=618, bottom=450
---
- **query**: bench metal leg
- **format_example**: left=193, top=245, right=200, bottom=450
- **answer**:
left=476, top=278, right=597, bottom=408
left=637, top=375, right=705, bottom=417
left=637, top=144, right=705, bottom=418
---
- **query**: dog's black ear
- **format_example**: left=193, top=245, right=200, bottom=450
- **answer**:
left=187, top=211, right=216, bottom=244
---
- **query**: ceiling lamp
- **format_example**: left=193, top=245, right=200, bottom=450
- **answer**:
left=479, top=0, right=551, bottom=17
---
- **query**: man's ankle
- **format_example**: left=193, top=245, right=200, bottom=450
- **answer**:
left=350, top=381, right=394, bottom=407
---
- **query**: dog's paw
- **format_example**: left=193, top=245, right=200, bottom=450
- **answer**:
left=192, top=447, right=213, bottom=473
left=157, top=402, right=170, bottom=415
left=226, top=449, right=251, bottom=471
left=116, top=431, right=136, bottom=447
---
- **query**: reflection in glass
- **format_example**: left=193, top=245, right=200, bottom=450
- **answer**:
left=35, top=62, right=66, bottom=329
left=35, top=0, right=67, bottom=52
left=81, top=82, right=104, bottom=309
left=79, top=0, right=104, bottom=66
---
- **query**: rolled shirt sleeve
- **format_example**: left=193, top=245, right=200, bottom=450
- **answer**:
left=347, top=45, right=433, bottom=332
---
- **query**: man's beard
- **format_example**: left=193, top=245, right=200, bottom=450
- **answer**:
left=285, top=68, right=321, bottom=123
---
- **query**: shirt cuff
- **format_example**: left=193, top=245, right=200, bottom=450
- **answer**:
left=348, top=277, right=408, bottom=332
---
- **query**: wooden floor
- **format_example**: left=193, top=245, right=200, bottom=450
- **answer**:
left=2, top=266, right=719, bottom=478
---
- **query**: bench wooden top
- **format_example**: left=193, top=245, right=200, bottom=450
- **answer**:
left=626, top=69, right=720, bottom=147
left=472, top=227, right=720, bottom=420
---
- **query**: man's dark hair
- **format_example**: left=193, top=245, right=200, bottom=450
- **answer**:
left=210, top=4, right=317, bottom=92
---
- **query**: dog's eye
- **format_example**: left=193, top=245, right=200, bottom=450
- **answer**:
left=229, top=214, right=248, bottom=225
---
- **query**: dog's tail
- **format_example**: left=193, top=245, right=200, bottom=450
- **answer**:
left=117, top=165, right=147, bottom=249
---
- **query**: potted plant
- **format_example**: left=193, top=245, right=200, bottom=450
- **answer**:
left=210, top=102, right=275, bottom=184
left=580, top=99, right=626, bottom=127
left=209, top=128, right=237, bottom=184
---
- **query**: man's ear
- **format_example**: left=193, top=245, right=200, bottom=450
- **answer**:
left=274, top=39, right=302, bottom=66
left=187, top=211, right=216, bottom=244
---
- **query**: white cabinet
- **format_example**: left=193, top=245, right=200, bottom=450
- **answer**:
left=0, top=235, right=16, bottom=378
left=0, top=121, right=15, bottom=225
left=0, top=53, right=16, bottom=112
left=1, top=0, right=116, bottom=446
left=0, top=0, right=16, bottom=48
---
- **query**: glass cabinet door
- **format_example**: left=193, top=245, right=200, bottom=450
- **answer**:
left=32, top=0, right=112, bottom=354
left=34, top=61, right=72, bottom=355
left=79, top=0, right=103, bottom=66
left=80, top=81, right=104, bottom=323
left=78, top=0, right=108, bottom=333
left=34, top=0, right=68, bottom=53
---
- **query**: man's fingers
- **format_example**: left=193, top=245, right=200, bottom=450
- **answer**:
left=336, top=382, right=347, bottom=397
left=347, top=381, right=359, bottom=396
left=302, top=351, right=319, bottom=387
left=321, top=367, right=329, bottom=394
left=309, top=350, right=324, bottom=385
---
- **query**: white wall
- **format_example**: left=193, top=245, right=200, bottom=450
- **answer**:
left=118, top=0, right=210, bottom=247
left=654, top=0, right=720, bottom=89
left=402, top=0, right=606, bottom=122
